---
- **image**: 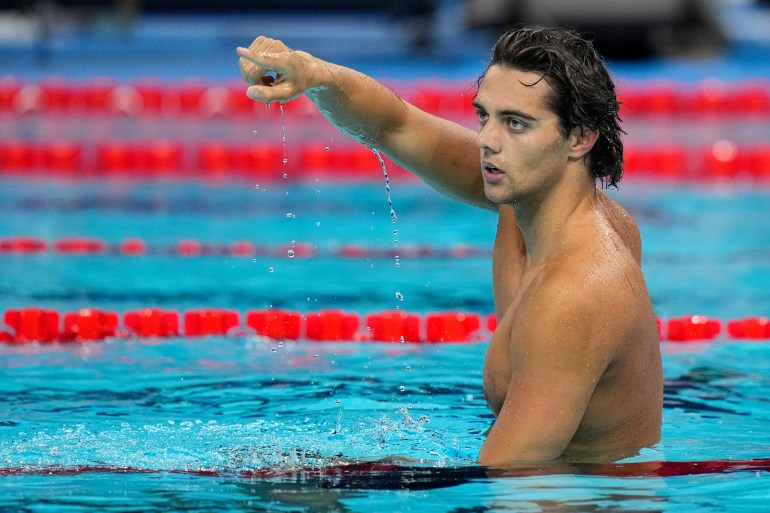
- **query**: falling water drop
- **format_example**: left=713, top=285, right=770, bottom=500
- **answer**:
left=287, top=249, right=295, bottom=258
left=395, top=291, right=404, bottom=301
left=279, top=103, right=288, bottom=179
left=371, top=148, right=397, bottom=224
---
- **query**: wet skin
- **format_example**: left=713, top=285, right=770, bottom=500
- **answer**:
left=476, top=66, right=663, bottom=464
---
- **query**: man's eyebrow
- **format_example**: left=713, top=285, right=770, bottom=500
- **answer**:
left=471, top=101, right=538, bottom=121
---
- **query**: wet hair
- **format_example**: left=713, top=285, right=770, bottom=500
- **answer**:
left=478, top=26, right=625, bottom=188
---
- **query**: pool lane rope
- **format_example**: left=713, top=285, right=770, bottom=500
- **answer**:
left=0, top=236, right=489, bottom=258
left=0, top=307, right=767, bottom=344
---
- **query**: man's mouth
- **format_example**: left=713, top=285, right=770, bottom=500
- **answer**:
left=482, top=161, right=504, bottom=181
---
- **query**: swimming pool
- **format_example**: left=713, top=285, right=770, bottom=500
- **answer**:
left=1, top=173, right=769, bottom=511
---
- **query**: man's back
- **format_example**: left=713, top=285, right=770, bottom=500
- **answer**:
left=483, top=195, right=663, bottom=463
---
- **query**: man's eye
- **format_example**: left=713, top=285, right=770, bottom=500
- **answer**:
left=476, top=110, right=488, bottom=122
left=507, top=119, right=525, bottom=130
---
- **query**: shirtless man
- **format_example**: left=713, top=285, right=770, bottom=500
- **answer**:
left=237, top=26, right=663, bottom=466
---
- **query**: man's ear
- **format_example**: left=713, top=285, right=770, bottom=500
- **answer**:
left=568, top=128, right=599, bottom=159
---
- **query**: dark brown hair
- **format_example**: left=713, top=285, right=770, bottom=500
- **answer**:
left=479, top=26, right=625, bottom=188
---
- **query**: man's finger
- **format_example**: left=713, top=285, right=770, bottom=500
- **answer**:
left=236, top=47, right=289, bottom=74
left=246, top=82, right=298, bottom=104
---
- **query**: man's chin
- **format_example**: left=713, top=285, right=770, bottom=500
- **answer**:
left=483, top=185, right=509, bottom=205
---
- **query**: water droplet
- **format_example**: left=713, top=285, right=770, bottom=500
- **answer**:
left=315, top=221, right=321, bottom=227
left=393, top=229, right=398, bottom=236
left=314, top=354, right=319, bottom=359
left=268, top=266, right=274, bottom=272
left=287, top=249, right=295, bottom=258
left=271, top=347, right=277, bottom=352
left=282, top=158, right=288, bottom=165
left=372, top=148, right=398, bottom=225
left=400, top=336, right=405, bottom=343
left=286, top=212, right=295, bottom=219
left=325, top=146, right=330, bottom=151
left=394, top=255, right=400, bottom=268
left=283, top=173, right=288, bottom=179
left=406, top=365, right=411, bottom=371
left=399, top=385, right=405, bottom=392
left=395, top=291, right=404, bottom=301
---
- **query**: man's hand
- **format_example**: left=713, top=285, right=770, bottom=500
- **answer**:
left=237, top=36, right=321, bottom=105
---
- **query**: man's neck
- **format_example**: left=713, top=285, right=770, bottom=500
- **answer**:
left=512, top=172, right=597, bottom=265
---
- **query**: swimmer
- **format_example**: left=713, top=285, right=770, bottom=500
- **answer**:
left=237, top=26, right=663, bottom=466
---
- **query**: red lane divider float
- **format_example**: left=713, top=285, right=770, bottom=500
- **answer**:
left=2, top=77, right=769, bottom=119
left=0, top=236, right=491, bottom=259
left=1, top=308, right=768, bottom=345
left=2, top=139, right=770, bottom=181
left=0, top=140, right=418, bottom=181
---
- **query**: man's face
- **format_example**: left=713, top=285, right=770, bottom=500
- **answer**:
left=473, top=65, right=572, bottom=205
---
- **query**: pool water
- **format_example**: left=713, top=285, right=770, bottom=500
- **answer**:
left=1, top=178, right=770, bottom=512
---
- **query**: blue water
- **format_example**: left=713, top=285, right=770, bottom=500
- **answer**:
left=1, top=178, right=770, bottom=511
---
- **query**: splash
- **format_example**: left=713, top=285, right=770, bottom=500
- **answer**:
left=0, top=409, right=470, bottom=473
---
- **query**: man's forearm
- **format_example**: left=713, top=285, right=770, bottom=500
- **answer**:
left=305, top=61, right=410, bottom=151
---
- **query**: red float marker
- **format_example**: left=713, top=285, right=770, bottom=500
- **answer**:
left=0, top=237, right=47, bottom=253
left=4, top=308, right=60, bottom=343
left=42, top=141, right=84, bottom=173
left=426, top=312, right=482, bottom=343
left=184, top=309, right=240, bottom=337
left=229, top=240, right=258, bottom=257
left=124, top=308, right=179, bottom=338
left=0, top=141, right=39, bottom=171
left=145, top=140, right=184, bottom=175
left=0, top=77, right=21, bottom=112
left=96, top=141, right=142, bottom=174
left=749, top=145, right=770, bottom=179
left=727, top=317, right=770, bottom=340
left=486, top=314, right=497, bottom=334
left=54, top=237, right=107, bottom=254
left=702, top=141, right=750, bottom=178
left=232, top=143, right=282, bottom=177
left=365, top=311, right=421, bottom=342
left=119, top=238, right=147, bottom=255
left=666, top=315, right=722, bottom=342
left=305, top=310, right=360, bottom=341
left=62, top=308, right=119, bottom=342
left=197, top=142, right=235, bottom=175
left=246, top=309, right=302, bottom=340
left=175, top=239, right=203, bottom=256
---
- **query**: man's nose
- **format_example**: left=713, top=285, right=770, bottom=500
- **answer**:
left=475, top=122, right=500, bottom=154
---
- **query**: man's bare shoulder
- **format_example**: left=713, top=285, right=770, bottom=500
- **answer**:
left=596, top=190, right=643, bottom=264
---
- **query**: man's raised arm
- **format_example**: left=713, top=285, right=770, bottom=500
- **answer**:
left=237, top=37, right=494, bottom=210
